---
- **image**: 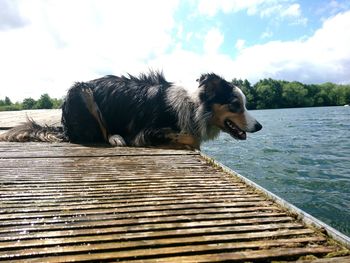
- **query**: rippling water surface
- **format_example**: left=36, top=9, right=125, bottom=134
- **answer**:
left=202, top=106, right=350, bottom=236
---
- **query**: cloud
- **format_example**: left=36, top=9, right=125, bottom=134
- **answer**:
left=197, top=0, right=307, bottom=24
left=316, top=0, right=350, bottom=17
left=0, top=0, right=179, bottom=101
left=148, top=48, right=237, bottom=92
left=261, top=30, right=273, bottom=39
left=203, top=28, right=224, bottom=54
left=232, top=10, right=350, bottom=83
left=281, top=3, right=301, bottom=17
left=282, top=4, right=308, bottom=25
left=259, top=2, right=307, bottom=25
left=0, top=0, right=28, bottom=30
left=197, top=0, right=265, bottom=16
left=235, top=39, right=245, bottom=50
left=260, top=2, right=302, bottom=18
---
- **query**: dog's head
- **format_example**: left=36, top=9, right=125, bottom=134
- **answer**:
left=197, top=73, right=262, bottom=140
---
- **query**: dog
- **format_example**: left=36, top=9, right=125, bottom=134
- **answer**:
left=0, top=71, right=262, bottom=149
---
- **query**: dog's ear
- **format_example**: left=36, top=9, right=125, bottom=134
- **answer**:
left=197, top=73, right=222, bottom=101
left=196, top=74, right=208, bottom=85
left=197, top=74, right=219, bottom=85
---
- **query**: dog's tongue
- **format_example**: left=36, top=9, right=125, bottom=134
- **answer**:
left=225, top=120, right=246, bottom=140
left=236, top=130, right=246, bottom=140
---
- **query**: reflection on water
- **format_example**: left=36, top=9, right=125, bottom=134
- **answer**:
left=202, top=106, right=350, bottom=236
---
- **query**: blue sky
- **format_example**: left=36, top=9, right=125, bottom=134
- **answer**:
left=1, top=0, right=350, bottom=101
left=171, top=0, right=350, bottom=58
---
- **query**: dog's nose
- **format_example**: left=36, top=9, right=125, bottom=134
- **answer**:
left=254, top=122, right=262, bottom=132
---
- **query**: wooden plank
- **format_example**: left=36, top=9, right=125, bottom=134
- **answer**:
left=0, top=222, right=305, bottom=243
left=0, top=194, right=261, bottom=205
left=0, top=211, right=287, bottom=228
left=0, top=142, right=197, bottom=157
left=123, top=247, right=335, bottom=263
left=0, top=200, right=271, bottom=214
left=0, top=206, right=281, bottom=221
left=297, top=256, right=350, bottom=262
left=0, top=197, right=265, bottom=210
left=0, top=109, right=61, bottom=129
left=9, top=247, right=334, bottom=263
left=0, top=236, right=326, bottom=261
left=0, top=228, right=316, bottom=250
left=0, top=216, right=294, bottom=234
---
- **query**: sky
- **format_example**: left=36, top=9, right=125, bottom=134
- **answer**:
left=1, top=0, right=350, bottom=102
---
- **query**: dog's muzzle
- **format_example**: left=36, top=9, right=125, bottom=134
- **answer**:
left=224, top=117, right=262, bottom=140
left=224, top=119, right=247, bottom=140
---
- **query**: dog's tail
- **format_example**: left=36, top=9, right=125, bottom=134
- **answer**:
left=0, top=118, right=66, bottom=143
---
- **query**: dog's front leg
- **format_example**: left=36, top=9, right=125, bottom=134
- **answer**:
left=165, top=132, right=200, bottom=150
left=130, top=129, right=199, bottom=149
left=147, top=128, right=200, bottom=149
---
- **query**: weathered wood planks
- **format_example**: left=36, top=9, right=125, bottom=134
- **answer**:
left=0, top=142, right=348, bottom=262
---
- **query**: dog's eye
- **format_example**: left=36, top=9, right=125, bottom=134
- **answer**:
left=228, top=100, right=242, bottom=113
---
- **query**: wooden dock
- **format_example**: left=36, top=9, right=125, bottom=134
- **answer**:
left=0, top=110, right=350, bottom=262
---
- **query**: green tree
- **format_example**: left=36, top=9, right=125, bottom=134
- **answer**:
left=331, top=85, right=350, bottom=106
left=4, top=96, right=12, bottom=105
left=281, top=82, right=309, bottom=108
left=242, top=79, right=257, bottom=109
left=51, top=98, right=63, bottom=109
left=344, top=85, right=350, bottom=105
left=22, top=98, right=36, bottom=109
left=254, top=79, right=282, bottom=109
left=35, top=93, right=53, bottom=109
left=231, top=78, right=243, bottom=87
left=305, top=84, right=320, bottom=106
left=315, top=83, right=336, bottom=106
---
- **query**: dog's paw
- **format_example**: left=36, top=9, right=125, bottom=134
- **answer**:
left=166, top=132, right=200, bottom=150
left=108, top=134, right=127, bottom=147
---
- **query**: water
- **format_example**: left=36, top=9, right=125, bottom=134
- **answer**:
left=202, top=106, right=350, bottom=236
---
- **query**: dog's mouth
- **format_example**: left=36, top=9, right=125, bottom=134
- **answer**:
left=224, top=119, right=246, bottom=140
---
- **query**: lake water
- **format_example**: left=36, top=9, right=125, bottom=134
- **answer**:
left=202, top=106, right=350, bottom=236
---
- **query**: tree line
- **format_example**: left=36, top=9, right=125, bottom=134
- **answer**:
left=232, top=78, right=350, bottom=109
left=1, top=79, right=350, bottom=111
left=0, top=94, right=63, bottom=111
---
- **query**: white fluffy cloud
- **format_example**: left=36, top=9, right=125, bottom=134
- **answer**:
left=203, top=28, right=224, bottom=54
left=197, top=0, right=305, bottom=22
left=235, top=39, right=245, bottom=50
left=232, top=10, right=350, bottom=83
left=0, top=0, right=179, bottom=101
left=198, top=0, right=265, bottom=16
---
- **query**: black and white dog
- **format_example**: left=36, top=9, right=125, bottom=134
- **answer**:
left=1, top=71, right=262, bottom=149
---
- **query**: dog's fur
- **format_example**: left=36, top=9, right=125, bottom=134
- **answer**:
left=0, top=71, right=262, bottom=149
